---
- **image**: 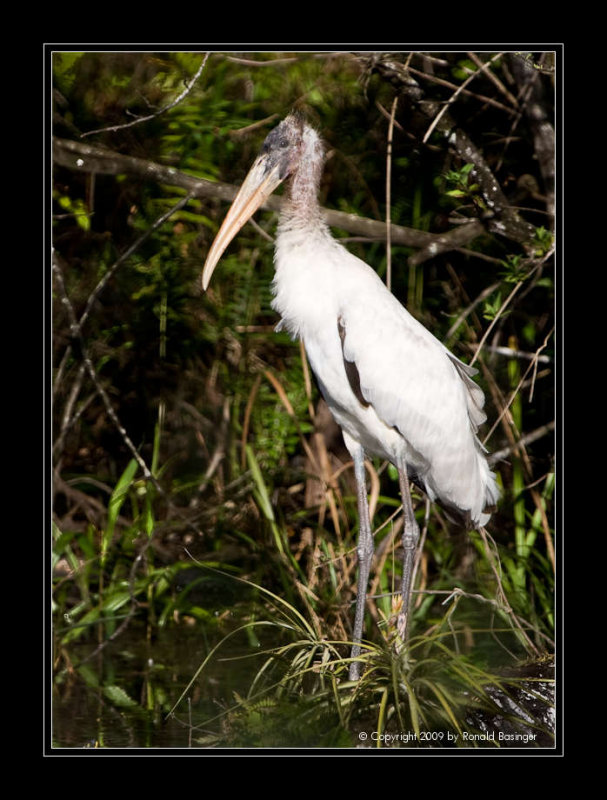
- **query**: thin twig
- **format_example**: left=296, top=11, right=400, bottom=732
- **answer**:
left=224, top=55, right=299, bottom=67
left=54, top=385, right=96, bottom=458
left=530, top=485, right=556, bottom=574
left=299, top=340, right=315, bottom=422
left=227, top=115, right=279, bottom=138
left=59, top=362, right=86, bottom=436
left=466, top=51, right=519, bottom=109
left=445, top=281, right=501, bottom=343
left=385, top=96, right=398, bottom=291
left=263, top=370, right=321, bottom=476
left=375, top=101, right=404, bottom=133
left=81, top=53, right=210, bottom=138
left=478, top=527, right=540, bottom=656
left=240, top=374, right=262, bottom=470
left=52, top=258, right=160, bottom=487
left=79, top=190, right=197, bottom=333
left=485, top=327, right=555, bottom=445
left=488, top=421, right=555, bottom=466
left=423, top=53, right=503, bottom=144
left=407, top=65, right=516, bottom=115
left=484, top=344, right=552, bottom=364
left=470, top=280, right=524, bottom=367
left=527, top=326, right=554, bottom=403
left=193, top=397, right=231, bottom=499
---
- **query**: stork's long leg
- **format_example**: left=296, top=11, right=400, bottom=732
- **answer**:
left=348, top=445, right=374, bottom=682
left=396, top=457, right=420, bottom=642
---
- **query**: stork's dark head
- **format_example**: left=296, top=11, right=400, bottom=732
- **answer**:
left=201, top=112, right=319, bottom=290
left=259, top=113, right=307, bottom=181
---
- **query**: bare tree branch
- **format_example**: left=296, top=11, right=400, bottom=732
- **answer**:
left=367, top=54, right=538, bottom=249
left=53, top=137, right=485, bottom=257
left=508, top=53, right=555, bottom=220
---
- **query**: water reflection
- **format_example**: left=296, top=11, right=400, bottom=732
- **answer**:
left=52, top=622, right=259, bottom=749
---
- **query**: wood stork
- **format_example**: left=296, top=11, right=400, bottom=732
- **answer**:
left=202, top=113, right=500, bottom=681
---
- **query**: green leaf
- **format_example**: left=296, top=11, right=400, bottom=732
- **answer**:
left=61, top=605, right=101, bottom=644
left=102, top=459, right=139, bottom=562
left=77, top=663, right=101, bottom=689
left=102, top=587, right=132, bottom=613
left=246, top=445, right=275, bottom=522
left=103, top=684, right=139, bottom=708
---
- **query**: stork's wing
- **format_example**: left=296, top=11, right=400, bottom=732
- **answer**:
left=338, top=293, right=484, bottom=449
left=445, top=354, right=487, bottom=433
left=335, top=252, right=496, bottom=520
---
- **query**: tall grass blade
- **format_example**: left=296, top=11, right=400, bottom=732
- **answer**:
left=102, top=458, right=138, bottom=565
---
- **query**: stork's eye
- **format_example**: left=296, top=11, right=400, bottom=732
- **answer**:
left=262, top=128, right=290, bottom=153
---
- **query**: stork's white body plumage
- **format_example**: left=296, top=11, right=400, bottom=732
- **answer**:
left=201, top=113, right=499, bottom=680
left=273, top=209, right=498, bottom=528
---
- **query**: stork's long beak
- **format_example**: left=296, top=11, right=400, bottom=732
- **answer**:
left=201, top=155, right=285, bottom=291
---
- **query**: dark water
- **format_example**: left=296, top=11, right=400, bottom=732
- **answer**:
left=51, top=620, right=556, bottom=751
left=52, top=622, right=266, bottom=750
